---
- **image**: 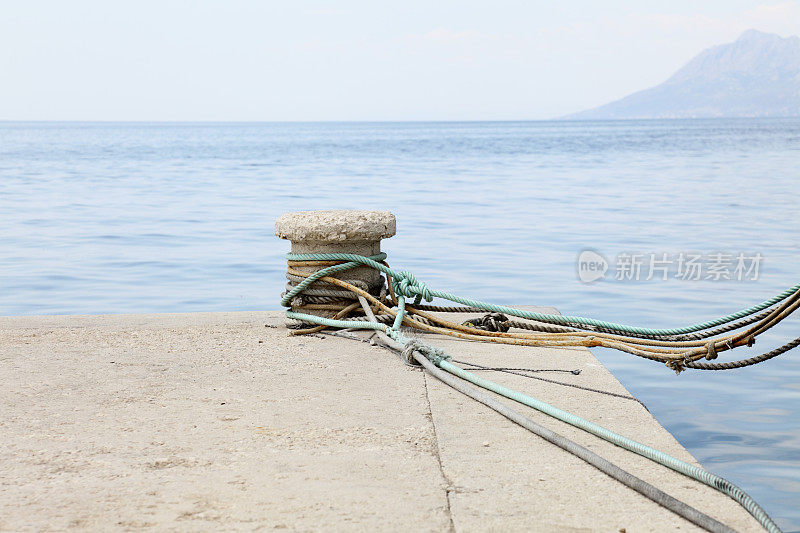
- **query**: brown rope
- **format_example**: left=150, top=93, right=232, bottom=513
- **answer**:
left=284, top=260, right=800, bottom=372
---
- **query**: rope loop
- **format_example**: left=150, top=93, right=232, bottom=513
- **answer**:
left=400, top=339, right=424, bottom=365
left=401, top=338, right=449, bottom=366
left=392, top=271, right=433, bottom=304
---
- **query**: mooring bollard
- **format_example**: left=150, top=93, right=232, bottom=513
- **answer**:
left=275, top=210, right=396, bottom=319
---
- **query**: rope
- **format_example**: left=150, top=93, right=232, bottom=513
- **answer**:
left=452, top=360, right=581, bottom=375
left=435, top=355, right=779, bottom=532
left=283, top=253, right=799, bottom=369
left=506, top=306, right=780, bottom=341
left=453, top=359, right=644, bottom=404
left=344, top=297, right=733, bottom=531
left=281, top=252, right=792, bottom=531
left=285, top=252, right=800, bottom=337
left=686, top=337, right=800, bottom=370
left=414, top=355, right=735, bottom=533
left=318, top=299, right=771, bottom=531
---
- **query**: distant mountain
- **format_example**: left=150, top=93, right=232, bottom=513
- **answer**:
left=566, top=30, right=800, bottom=119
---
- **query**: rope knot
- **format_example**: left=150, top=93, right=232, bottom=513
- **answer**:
left=401, top=338, right=449, bottom=366
left=464, top=313, right=510, bottom=333
left=705, top=341, right=718, bottom=360
left=392, top=271, right=433, bottom=304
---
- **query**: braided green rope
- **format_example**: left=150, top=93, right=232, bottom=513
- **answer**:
left=285, top=252, right=800, bottom=336
left=282, top=252, right=788, bottom=532
left=438, top=359, right=779, bottom=532
left=283, top=307, right=781, bottom=532
left=283, top=308, right=780, bottom=531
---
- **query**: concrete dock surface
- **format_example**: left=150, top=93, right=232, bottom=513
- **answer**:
left=1, top=311, right=763, bottom=531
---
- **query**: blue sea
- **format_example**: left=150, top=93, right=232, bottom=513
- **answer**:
left=2, top=119, right=799, bottom=528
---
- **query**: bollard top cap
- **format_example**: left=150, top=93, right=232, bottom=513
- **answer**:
left=275, top=210, right=396, bottom=242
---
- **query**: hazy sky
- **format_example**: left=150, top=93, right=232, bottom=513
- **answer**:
left=2, top=1, right=800, bottom=121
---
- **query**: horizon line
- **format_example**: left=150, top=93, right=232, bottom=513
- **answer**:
left=2, top=116, right=799, bottom=125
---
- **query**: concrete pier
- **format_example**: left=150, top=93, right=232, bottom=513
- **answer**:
left=1, top=311, right=762, bottom=531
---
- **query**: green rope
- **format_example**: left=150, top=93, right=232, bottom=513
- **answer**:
left=285, top=311, right=389, bottom=332
left=284, top=307, right=780, bottom=532
left=285, top=252, right=800, bottom=337
left=282, top=252, right=787, bottom=532
left=437, top=359, right=779, bottom=532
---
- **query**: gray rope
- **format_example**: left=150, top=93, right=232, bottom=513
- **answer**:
left=289, top=294, right=352, bottom=305
left=452, top=362, right=581, bottom=375
left=409, top=304, right=487, bottom=313
left=285, top=273, right=373, bottom=291
left=463, top=312, right=511, bottom=332
left=353, top=298, right=735, bottom=532
left=453, top=359, right=645, bottom=405
left=403, top=344, right=735, bottom=532
left=507, top=319, right=577, bottom=334
left=284, top=275, right=387, bottom=307
left=284, top=286, right=359, bottom=300
left=283, top=284, right=383, bottom=303
left=686, top=336, right=800, bottom=370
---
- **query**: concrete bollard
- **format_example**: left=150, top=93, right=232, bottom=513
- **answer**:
left=275, top=210, right=396, bottom=318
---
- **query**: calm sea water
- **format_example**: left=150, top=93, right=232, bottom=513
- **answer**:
left=2, top=120, right=799, bottom=528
